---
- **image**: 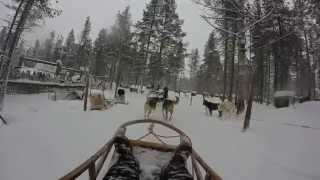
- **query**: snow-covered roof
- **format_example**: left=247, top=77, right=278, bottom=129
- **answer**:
left=274, top=90, right=295, bottom=97
left=205, top=97, right=222, bottom=104
left=34, top=63, right=56, bottom=73
left=20, top=63, right=56, bottom=74
left=130, top=85, right=139, bottom=89
left=168, top=91, right=179, bottom=97
left=19, top=67, right=36, bottom=74
left=147, top=94, right=159, bottom=98
left=166, top=96, right=178, bottom=101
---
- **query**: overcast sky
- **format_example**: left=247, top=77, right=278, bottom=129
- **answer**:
left=0, top=0, right=212, bottom=57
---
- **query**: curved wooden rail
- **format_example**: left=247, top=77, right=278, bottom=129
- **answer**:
left=59, top=139, right=113, bottom=180
left=59, top=119, right=223, bottom=180
left=119, top=119, right=191, bottom=142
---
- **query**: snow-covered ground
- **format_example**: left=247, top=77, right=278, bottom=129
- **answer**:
left=1, top=91, right=320, bottom=180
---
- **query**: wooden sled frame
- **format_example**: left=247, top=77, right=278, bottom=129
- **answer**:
left=59, top=119, right=222, bottom=180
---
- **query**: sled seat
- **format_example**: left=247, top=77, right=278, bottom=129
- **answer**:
left=109, top=146, right=173, bottom=180
left=59, top=119, right=223, bottom=180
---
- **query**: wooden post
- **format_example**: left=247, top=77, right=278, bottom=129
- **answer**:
left=83, top=74, right=89, bottom=111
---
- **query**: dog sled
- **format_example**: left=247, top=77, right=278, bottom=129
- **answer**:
left=114, top=88, right=129, bottom=105
left=59, top=119, right=222, bottom=180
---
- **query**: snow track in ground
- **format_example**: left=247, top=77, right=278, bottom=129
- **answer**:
left=1, top=92, right=320, bottom=180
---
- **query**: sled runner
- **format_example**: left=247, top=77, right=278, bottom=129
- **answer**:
left=59, top=119, right=222, bottom=180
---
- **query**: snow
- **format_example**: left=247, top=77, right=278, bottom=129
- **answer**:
left=1, top=92, right=320, bottom=180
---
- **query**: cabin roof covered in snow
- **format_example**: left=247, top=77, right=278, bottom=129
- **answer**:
left=274, top=90, right=295, bottom=97
left=205, top=97, right=222, bottom=104
left=20, top=63, right=56, bottom=74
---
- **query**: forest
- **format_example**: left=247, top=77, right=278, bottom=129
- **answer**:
left=0, top=0, right=319, bottom=106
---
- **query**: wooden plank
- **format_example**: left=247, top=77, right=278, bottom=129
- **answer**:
left=192, top=150, right=223, bottom=180
left=192, top=156, right=204, bottom=180
left=88, top=162, right=97, bottom=180
left=59, top=140, right=113, bottom=180
left=95, top=142, right=113, bottom=175
left=130, top=139, right=176, bottom=152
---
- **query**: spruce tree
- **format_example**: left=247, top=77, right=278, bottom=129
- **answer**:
left=53, top=35, right=64, bottom=60
left=78, top=17, right=92, bottom=68
left=42, top=31, right=55, bottom=60
left=0, top=27, right=7, bottom=50
left=136, top=0, right=185, bottom=86
left=203, top=31, right=221, bottom=94
left=64, top=29, right=76, bottom=67
left=33, top=39, right=40, bottom=57
left=94, top=28, right=108, bottom=76
left=189, top=48, right=200, bottom=80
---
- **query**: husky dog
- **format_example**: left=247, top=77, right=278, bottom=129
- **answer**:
left=218, top=100, right=236, bottom=119
left=162, top=96, right=179, bottom=121
left=144, top=97, right=161, bottom=119
left=203, top=99, right=219, bottom=116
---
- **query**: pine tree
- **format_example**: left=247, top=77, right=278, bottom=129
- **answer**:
left=202, top=31, right=221, bottom=94
left=136, top=0, right=185, bottom=86
left=78, top=17, right=92, bottom=68
left=189, top=48, right=200, bottom=83
left=42, top=31, right=55, bottom=60
left=53, top=35, right=64, bottom=60
left=158, top=0, right=186, bottom=86
left=0, top=27, right=7, bottom=50
left=64, top=29, right=76, bottom=67
left=135, top=0, right=162, bottom=85
left=12, top=39, right=25, bottom=66
left=33, top=39, right=40, bottom=57
left=111, top=6, right=132, bottom=93
left=65, top=29, right=76, bottom=53
left=94, top=28, right=109, bottom=76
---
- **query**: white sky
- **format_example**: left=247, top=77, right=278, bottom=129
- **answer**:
left=0, top=0, right=212, bottom=57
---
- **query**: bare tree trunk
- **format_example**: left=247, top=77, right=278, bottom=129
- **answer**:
left=305, top=31, right=316, bottom=99
left=114, top=52, right=122, bottom=98
left=304, top=30, right=312, bottom=97
left=0, top=0, right=35, bottom=112
left=222, top=38, right=228, bottom=100
left=108, top=59, right=115, bottom=89
left=243, top=70, right=256, bottom=131
left=1, top=0, right=25, bottom=51
left=228, top=34, right=236, bottom=101
left=267, top=54, right=271, bottom=105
